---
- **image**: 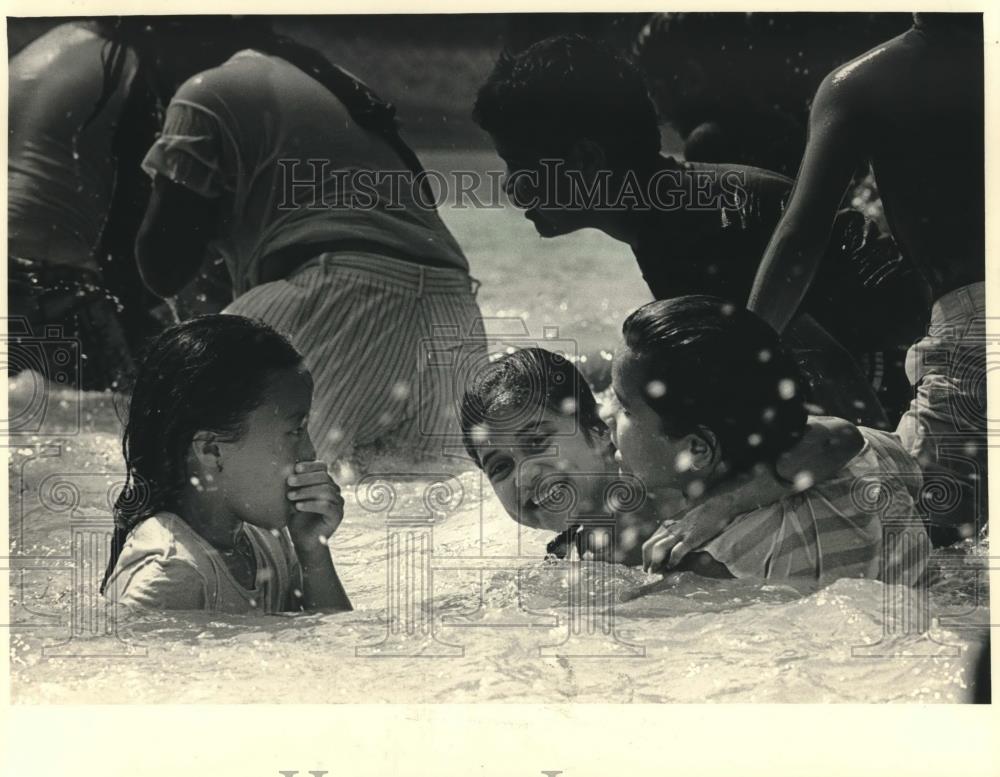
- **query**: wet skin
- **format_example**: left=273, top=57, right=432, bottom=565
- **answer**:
left=750, top=19, right=983, bottom=331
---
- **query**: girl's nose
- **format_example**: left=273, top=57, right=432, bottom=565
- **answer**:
left=299, top=433, right=317, bottom=462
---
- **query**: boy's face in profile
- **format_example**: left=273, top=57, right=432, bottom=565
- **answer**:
left=492, top=133, right=598, bottom=239
left=609, top=349, right=703, bottom=496
left=473, top=407, right=610, bottom=533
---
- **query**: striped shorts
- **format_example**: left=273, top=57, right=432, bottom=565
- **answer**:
left=224, top=252, right=486, bottom=464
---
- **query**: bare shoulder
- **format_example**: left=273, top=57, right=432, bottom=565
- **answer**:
left=818, top=31, right=919, bottom=113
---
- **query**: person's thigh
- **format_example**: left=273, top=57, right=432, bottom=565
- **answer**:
left=224, top=268, right=424, bottom=464
left=392, top=289, right=487, bottom=458
left=897, top=336, right=987, bottom=543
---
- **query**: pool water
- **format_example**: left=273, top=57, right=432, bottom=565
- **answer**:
left=6, top=153, right=990, bottom=703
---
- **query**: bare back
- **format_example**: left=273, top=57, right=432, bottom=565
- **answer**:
left=841, top=23, right=984, bottom=295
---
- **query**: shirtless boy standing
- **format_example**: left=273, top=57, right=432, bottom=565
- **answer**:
left=748, top=13, right=986, bottom=545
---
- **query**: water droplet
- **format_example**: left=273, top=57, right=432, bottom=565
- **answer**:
left=778, top=379, right=796, bottom=400
left=646, top=380, right=667, bottom=398
left=793, top=471, right=814, bottom=491
left=391, top=380, right=410, bottom=401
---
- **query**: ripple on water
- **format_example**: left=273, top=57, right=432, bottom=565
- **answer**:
left=8, top=377, right=989, bottom=703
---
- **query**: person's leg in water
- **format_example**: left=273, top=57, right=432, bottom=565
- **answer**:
left=784, top=313, right=890, bottom=429
left=897, top=283, right=987, bottom=546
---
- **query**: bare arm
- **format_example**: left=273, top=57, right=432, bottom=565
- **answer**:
left=135, top=175, right=221, bottom=299
left=774, top=415, right=863, bottom=485
left=642, top=416, right=863, bottom=571
left=293, top=543, right=353, bottom=612
left=747, top=72, right=866, bottom=334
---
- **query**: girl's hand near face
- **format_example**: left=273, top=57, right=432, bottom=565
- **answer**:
left=284, top=460, right=352, bottom=612
left=286, top=460, right=345, bottom=548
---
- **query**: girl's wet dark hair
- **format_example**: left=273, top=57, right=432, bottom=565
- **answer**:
left=621, top=295, right=807, bottom=475
left=459, top=347, right=605, bottom=465
left=100, top=315, right=304, bottom=592
left=473, top=33, right=661, bottom=169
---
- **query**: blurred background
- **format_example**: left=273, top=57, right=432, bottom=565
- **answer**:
left=9, top=13, right=913, bottom=153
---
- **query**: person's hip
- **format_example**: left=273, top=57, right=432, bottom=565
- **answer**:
left=905, top=281, right=986, bottom=386
left=927, top=282, right=985, bottom=330
left=301, top=251, right=481, bottom=299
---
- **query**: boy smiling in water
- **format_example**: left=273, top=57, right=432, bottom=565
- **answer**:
left=460, top=345, right=875, bottom=574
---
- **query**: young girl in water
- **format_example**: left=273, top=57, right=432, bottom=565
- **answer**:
left=102, top=315, right=352, bottom=613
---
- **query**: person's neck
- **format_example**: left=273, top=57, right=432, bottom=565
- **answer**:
left=591, top=154, right=684, bottom=249
left=175, top=488, right=243, bottom=552
left=651, top=464, right=729, bottom=519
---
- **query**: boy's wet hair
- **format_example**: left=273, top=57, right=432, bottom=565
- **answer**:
left=460, top=347, right=605, bottom=466
left=101, top=315, right=304, bottom=591
left=622, top=295, right=807, bottom=475
left=473, top=33, right=661, bottom=168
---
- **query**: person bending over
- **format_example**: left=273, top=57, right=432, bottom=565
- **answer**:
left=473, top=34, right=933, bottom=426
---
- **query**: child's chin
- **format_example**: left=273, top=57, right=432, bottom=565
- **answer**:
left=248, top=512, right=289, bottom=533
left=527, top=510, right=568, bottom=534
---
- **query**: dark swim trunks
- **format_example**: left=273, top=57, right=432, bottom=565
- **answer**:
left=632, top=158, right=930, bottom=424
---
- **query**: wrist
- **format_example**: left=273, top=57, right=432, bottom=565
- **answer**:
left=289, top=530, right=332, bottom=557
